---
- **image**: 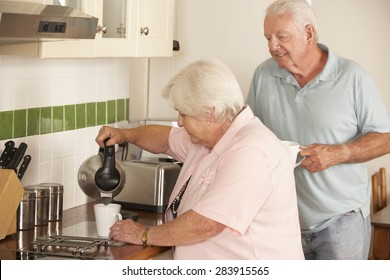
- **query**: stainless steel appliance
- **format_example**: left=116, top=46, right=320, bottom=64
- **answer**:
left=78, top=148, right=181, bottom=213
left=0, top=1, right=98, bottom=45
left=114, top=160, right=181, bottom=213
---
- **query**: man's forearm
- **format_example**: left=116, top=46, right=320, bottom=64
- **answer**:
left=343, top=132, right=390, bottom=163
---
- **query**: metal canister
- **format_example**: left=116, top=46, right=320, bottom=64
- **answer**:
left=39, top=183, right=64, bottom=221
left=17, top=190, right=36, bottom=230
left=24, top=186, right=50, bottom=226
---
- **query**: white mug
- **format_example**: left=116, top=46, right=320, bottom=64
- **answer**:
left=94, top=203, right=122, bottom=237
left=282, top=141, right=305, bottom=167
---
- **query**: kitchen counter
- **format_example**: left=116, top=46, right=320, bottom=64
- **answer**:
left=371, top=205, right=390, bottom=259
left=0, top=202, right=171, bottom=260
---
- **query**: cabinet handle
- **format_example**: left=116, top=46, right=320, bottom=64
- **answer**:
left=97, top=25, right=108, bottom=34
left=140, top=27, right=149, bottom=36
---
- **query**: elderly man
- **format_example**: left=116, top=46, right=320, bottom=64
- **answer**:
left=247, top=0, right=390, bottom=259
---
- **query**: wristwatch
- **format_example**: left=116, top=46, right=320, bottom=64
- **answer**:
left=141, top=228, right=150, bottom=247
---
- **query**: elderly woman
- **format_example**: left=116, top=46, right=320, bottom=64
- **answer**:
left=95, top=58, right=303, bottom=259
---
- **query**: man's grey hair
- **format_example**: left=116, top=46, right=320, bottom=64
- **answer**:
left=266, top=0, right=319, bottom=41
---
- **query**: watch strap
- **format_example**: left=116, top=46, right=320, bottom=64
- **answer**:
left=141, top=228, right=150, bottom=247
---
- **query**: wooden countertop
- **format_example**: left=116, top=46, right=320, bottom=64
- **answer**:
left=0, top=202, right=171, bottom=260
left=371, top=205, right=390, bottom=228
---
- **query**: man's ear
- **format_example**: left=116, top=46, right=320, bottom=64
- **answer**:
left=305, top=24, right=316, bottom=43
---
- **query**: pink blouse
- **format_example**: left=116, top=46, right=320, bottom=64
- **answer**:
left=165, top=106, right=304, bottom=260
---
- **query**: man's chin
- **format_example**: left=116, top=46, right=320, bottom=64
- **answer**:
left=274, top=58, right=289, bottom=68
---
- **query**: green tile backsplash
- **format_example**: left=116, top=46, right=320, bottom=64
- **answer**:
left=76, top=104, right=86, bottom=130
left=0, top=99, right=129, bottom=141
left=27, top=108, right=40, bottom=136
left=107, top=100, right=116, bottom=124
left=40, top=107, right=52, bottom=134
left=0, top=111, right=13, bottom=140
left=86, top=102, right=96, bottom=127
left=96, top=102, right=107, bottom=126
left=14, top=109, right=27, bottom=138
left=53, top=106, right=64, bottom=133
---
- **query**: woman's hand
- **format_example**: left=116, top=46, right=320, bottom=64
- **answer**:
left=108, top=210, right=225, bottom=247
left=109, top=219, right=145, bottom=245
left=95, top=126, right=126, bottom=147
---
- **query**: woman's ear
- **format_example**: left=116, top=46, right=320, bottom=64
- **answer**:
left=207, top=107, right=216, bottom=125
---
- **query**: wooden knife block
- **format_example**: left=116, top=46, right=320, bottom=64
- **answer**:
left=0, top=169, right=24, bottom=240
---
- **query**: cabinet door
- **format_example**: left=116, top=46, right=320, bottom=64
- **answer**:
left=135, top=0, right=174, bottom=57
left=94, top=0, right=137, bottom=57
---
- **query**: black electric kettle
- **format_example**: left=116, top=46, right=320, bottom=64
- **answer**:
left=95, top=141, right=121, bottom=192
left=77, top=142, right=126, bottom=202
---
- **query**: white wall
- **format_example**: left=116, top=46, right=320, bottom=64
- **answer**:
left=172, top=0, right=272, bottom=97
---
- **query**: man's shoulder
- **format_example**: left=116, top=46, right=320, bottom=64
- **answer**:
left=331, top=51, right=368, bottom=75
left=253, top=57, right=277, bottom=77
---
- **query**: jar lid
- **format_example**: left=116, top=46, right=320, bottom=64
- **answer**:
left=21, top=190, right=36, bottom=201
left=24, top=186, right=50, bottom=197
left=39, top=183, right=64, bottom=194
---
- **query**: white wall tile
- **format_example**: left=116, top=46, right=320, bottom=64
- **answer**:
left=63, top=130, right=76, bottom=158
left=51, top=158, right=64, bottom=184
left=52, top=132, right=66, bottom=160
left=39, top=134, right=53, bottom=162
left=13, top=80, right=28, bottom=111
left=39, top=161, right=52, bottom=183
left=0, top=80, right=15, bottom=111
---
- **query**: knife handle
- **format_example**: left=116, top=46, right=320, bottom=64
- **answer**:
left=2, top=147, right=17, bottom=169
left=6, top=142, right=28, bottom=171
left=0, top=140, right=15, bottom=167
left=17, top=155, right=31, bottom=180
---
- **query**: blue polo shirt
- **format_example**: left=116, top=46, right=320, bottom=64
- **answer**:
left=247, top=44, right=390, bottom=232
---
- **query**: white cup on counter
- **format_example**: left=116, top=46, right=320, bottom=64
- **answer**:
left=282, top=141, right=306, bottom=167
left=94, top=203, right=122, bottom=237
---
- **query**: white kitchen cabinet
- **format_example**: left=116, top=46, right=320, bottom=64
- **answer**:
left=129, top=58, right=177, bottom=121
left=93, top=0, right=136, bottom=57
left=136, top=0, right=175, bottom=57
left=95, top=0, right=175, bottom=58
left=0, top=0, right=175, bottom=58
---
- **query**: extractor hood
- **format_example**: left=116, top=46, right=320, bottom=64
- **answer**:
left=0, top=1, right=98, bottom=46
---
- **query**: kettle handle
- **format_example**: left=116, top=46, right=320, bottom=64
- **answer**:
left=102, top=139, right=116, bottom=170
left=94, top=139, right=121, bottom=192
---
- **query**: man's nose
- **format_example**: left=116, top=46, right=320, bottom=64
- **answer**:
left=268, top=37, right=280, bottom=51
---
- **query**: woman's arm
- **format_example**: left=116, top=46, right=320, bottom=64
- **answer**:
left=95, top=125, right=172, bottom=155
left=109, top=210, right=226, bottom=246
